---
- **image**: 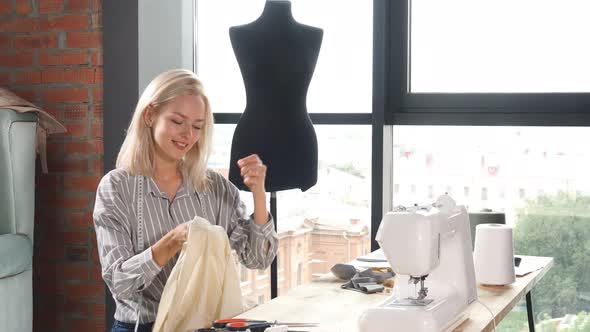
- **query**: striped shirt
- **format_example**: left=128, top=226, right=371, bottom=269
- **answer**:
left=93, top=168, right=278, bottom=324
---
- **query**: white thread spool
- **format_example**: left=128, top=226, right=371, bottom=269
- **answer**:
left=473, top=223, right=516, bottom=285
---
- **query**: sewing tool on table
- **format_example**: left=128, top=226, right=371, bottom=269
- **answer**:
left=196, top=318, right=317, bottom=332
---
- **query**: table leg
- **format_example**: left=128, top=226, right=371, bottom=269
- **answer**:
left=526, top=291, right=535, bottom=332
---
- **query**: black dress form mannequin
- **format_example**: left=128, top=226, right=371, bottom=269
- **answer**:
left=228, top=0, right=323, bottom=192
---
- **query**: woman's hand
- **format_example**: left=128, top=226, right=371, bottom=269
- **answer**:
left=238, top=154, right=269, bottom=225
left=238, top=154, right=267, bottom=194
left=151, top=222, right=188, bottom=267
left=168, top=222, right=188, bottom=250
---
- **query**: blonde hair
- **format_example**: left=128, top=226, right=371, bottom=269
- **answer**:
left=116, top=69, right=214, bottom=192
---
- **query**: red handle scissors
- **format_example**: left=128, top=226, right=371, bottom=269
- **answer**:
left=213, top=318, right=268, bottom=329
left=225, top=321, right=272, bottom=331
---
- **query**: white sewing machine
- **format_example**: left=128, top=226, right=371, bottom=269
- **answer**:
left=358, top=195, right=477, bottom=332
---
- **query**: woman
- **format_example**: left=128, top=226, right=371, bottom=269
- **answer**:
left=93, top=69, right=278, bottom=332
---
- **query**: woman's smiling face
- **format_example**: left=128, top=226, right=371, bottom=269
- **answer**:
left=148, top=94, right=206, bottom=163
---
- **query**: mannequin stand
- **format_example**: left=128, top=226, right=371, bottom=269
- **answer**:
left=270, top=192, right=278, bottom=299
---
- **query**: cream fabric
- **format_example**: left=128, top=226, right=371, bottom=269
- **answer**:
left=153, top=216, right=244, bottom=332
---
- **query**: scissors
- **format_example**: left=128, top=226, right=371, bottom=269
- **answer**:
left=213, top=319, right=268, bottom=328
left=225, top=321, right=272, bottom=332
left=205, top=318, right=318, bottom=332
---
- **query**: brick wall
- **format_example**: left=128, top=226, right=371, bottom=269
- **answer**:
left=0, top=0, right=104, bottom=331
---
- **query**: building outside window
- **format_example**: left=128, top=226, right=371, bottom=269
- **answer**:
left=392, top=126, right=590, bottom=330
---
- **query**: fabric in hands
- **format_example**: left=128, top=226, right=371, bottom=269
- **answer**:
left=153, top=216, right=244, bottom=332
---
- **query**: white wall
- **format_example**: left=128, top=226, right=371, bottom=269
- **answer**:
left=138, top=0, right=195, bottom=92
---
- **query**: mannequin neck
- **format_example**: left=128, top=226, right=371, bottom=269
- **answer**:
left=258, top=0, right=295, bottom=24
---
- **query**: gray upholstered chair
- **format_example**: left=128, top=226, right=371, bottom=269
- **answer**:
left=0, top=109, right=37, bottom=332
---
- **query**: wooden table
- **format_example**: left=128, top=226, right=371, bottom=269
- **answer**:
left=238, top=256, right=553, bottom=332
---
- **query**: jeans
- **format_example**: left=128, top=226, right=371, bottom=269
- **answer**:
left=111, top=320, right=154, bottom=332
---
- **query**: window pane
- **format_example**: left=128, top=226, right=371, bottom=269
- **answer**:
left=392, top=125, right=590, bottom=329
left=411, top=0, right=590, bottom=93
left=276, top=125, right=372, bottom=295
left=209, top=124, right=271, bottom=306
left=196, top=0, right=373, bottom=113
left=210, top=125, right=372, bottom=301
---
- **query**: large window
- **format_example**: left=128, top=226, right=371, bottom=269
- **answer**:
left=386, top=0, right=590, bottom=329
left=391, top=126, right=590, bottom=330
left=385, top=0, right=590, bottom=127
left=411, top=0, right=590, bottom=93
left=197, top=0, right=372, bottom=113
left=208, top=125, right=372, bottom=302
left=196, top=0, right=373, bottom=304
left=195, top=0, right=590, bottom=327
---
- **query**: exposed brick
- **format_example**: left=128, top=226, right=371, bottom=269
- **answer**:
left=91, top=0, right=101, bottom=11
left=12, top=88, right=36, bottom=102
left=53, top=193, right=91, bottom=209
left=33, top=261, right=51, bottom=278
left=63, top=104, right=89, bottom=120
left=38, top=244, right=66, bottom=260
left=39, top=0, right=64, bottom=14
left=91, top=158, right=102, bottom=174
left=63, top=301, right=104, bottom=316
left=93, top=67, right=102, bottom=82
left=64, top=318, right=104, bottom=331
left=61, top=264, right=90, bottom=280
left=92, top=86, right=101, bottom=102
left=33, top=311, right=63, bottom=331
left=91, top=121, right=102, bottom=138
left=62, top=121, right=88, bottom=137
left=66, top=246, right=89, bottom=261
left=15, top=69, right=42, bottom=84
left=92, top=103, right=102, bottom=119
left=90, top=50, right=101, bottom=66
left=63, top=211, right=93, bottom=228
left=37, top=277, right=63, bottom=295
left=2, top=1, right=105, bottom=328
left=90, top=12, right=101, bottom=29
left=46, top=140, right=63, bottom=156
left=0, top=51, right=34, bottom=66
left=42, top=87, right=88, bottom=103
left=40, top=50, right=87, bottom=66
left=64, top=140, right=101, bottom=155
left=41, top=14, right=89, bottom=31
left=42, top=68, right=99, bottom=84
left=91, top=265, right=102, bottom=281
left=65, top=0, right=89, bottom=12
left=36, top=174, right=60, bottom=191
left=66, top=31, right=101, bottom=48
left=0, top=1, right=12, bottom=15
left=90, top=244, right=99, bottom=263
left=0, top=17, right=39, bottom=32
left=91, top=303, right=105, bottom=317
left=14, top=34, right=58, bottom=49
left=0, top=35, right=10, bottom=48
left=64, top=175, right=100, bottom=192
left=0, top=71, right=10, bottom=86
left=66, top=283, right=103, bottom=301
left=59, top=231, right=89, bottom=246
left=42, top=104, right=61, bottom=119
left=16, top=0, right=33, bottom=15
left=47, top=158, right=88, bottom=173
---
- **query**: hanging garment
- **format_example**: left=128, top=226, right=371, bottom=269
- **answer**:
left=0, top=88, right=66, bottom=173
left=153, top=216, right=244, bottom=332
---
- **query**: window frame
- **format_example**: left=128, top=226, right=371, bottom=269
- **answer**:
left=382, top=0, right=590, bottom=127
left=197, top=0, right=590, bottom=304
